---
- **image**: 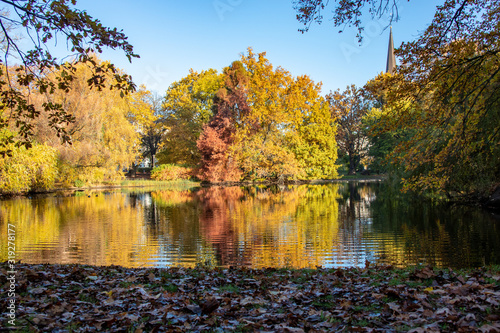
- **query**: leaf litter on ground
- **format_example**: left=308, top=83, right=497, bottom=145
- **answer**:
left=1, top=262, right=500, bottom=332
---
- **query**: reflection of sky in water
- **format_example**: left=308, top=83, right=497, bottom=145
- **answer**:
left=1, top=182, right=499, bottom=269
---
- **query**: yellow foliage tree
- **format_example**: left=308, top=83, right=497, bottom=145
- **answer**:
left=0, top=142, right=58, bottom=194
left=32, top=58, right=141, bottom=185
left=233, top=48, right=338, bottom=180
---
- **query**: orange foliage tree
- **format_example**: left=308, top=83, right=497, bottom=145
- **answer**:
left=198, top=49, right=338, bottom=183
left=197, top=62, right=249, bottom=182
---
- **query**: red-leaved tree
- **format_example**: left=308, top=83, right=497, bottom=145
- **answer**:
left=197, top=61, right=251, bottom=182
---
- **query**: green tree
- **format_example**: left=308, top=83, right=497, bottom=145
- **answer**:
left=0, top=0, right=138, bottom=152
left=382, top=1, right=500, bottom=198
left=159, top=69, right=222, bottom=165
left=326, top=85, right=370, bottom=175
left=362, top=73, right=415, bottom=175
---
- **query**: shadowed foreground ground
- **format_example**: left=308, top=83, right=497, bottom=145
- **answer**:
left=1, top=262, right=500, bottom=332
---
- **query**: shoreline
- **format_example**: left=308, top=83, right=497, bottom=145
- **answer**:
left=3, top=175, right=497, bottom=211
left=0, top=175, right=386, bottom=198
left=198, top=175, right=386, bottom=188
left=1, top=262, right=499, bottom=332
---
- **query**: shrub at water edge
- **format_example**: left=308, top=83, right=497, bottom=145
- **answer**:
left=151, top=164, right=194, bottom=181
left=0, top=144, right=59, bottom=194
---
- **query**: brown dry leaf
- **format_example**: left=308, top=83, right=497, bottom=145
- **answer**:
left=126, top=276, right=137, bottom=282
left=240, top=296, right=255, bottom=306
left=61, top=312, right=75, bottom=321
left=125, top=314, right=140, bottom=321
left=387, top=302, right=401, bottom=313
left=435, top=307, right=453, bottom=317
left=201, top=297, right=220, bottom=315
left=479, top=323, right=500, bottom=332
left=371, top=292, right=385, bottom=299
left=408, top=329, right=426, bottom=333
left=185, top=304, right=202, bottom=315
left=486, top=314, right=500, bottom=321
left=486, top=297, right=500, bottom=306
left=29, top=287, right=46, bottom=295
left=340, top=299, right=352, bottom=309
left=32, top=314, right=49, bottom=325
left=135, top=287, right=153, bottom=299
left=422, top=309, right=435, bottom=318
left=385, top=287, right=401, bottom=299
left=413, top=266, right=437, bottom=280
left=5, top=262, right=500, bottom=332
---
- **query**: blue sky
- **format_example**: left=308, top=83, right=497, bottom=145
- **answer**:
left=72, top=0, right=437, bottom=95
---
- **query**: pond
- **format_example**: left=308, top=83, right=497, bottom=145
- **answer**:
left=1, top=182, right=499, bottom=269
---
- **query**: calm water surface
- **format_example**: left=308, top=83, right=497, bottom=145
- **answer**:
left=1, top=182, right=499, bottom=269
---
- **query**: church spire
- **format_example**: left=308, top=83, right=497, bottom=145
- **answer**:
left=386, top=26, right=396, bottom=74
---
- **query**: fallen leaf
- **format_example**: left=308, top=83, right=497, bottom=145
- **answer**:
left=479, top=322, right=500, bottom=332
left=486, top=297, right=500, bottom=306
left=240, top=296, right=254, bottom=306
left=387, top=302, right=401, bottom=313
left=201, top=297, right=220, bottom=315
left=29, top=287, right=46, bottom=295
left=412, top=266, right=436, bottom=280
left=125, top=313, right=140, bottom=321
left=435, top=307, right=453, bottom=317
left=185, top=304, right=202, bottom=315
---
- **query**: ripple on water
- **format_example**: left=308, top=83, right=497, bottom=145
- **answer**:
left=2, top=183, right=500, bottom=269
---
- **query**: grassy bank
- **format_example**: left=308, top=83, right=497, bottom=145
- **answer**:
left=1, top=263, right=499, bottom=332
left=116, top=179, right=199, bottom=190
left=50, top=179, right=201, bottom=192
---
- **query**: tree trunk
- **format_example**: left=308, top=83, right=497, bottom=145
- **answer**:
left=348, top=153, right=357, bottom=175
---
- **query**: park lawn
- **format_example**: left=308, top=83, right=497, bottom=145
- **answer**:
left=1, top=262, right=500, bottom=332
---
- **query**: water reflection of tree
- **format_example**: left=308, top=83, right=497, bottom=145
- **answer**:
left=335, top=182, right=378, bottom=266
left=193, top=185, right=341, bottom=268
left=1, top=187, right=337, bottom=268
left=0, top=192, right=159, bottom=267
left=147, top=190, right=205, bottom=266
left=4, top=183, right=498, bottom=269
left=196, top=187, right=249, bottom=266
left=369, top=183, right=500, bottom=268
